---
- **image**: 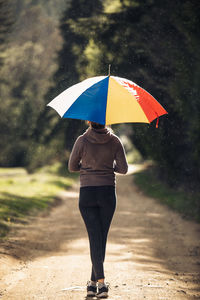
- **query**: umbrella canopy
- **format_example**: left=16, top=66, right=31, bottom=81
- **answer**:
left=47, top=75, right=167, bottom=125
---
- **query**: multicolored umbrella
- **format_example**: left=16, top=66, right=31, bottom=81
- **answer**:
left=47, top=75, right=167, bottom=126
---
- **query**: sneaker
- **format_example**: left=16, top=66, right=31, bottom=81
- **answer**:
left=96, top=283, right=109, bottom=298
left=87, top=281, right=97, bottom=297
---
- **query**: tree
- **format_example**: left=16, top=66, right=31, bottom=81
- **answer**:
left=36, top=0, right=104, bottom=152
left=74, top=0, right=200, bottom=187
left=0, top=0, right=15, bottom=64
left=0, top=3, right=63, bottom=168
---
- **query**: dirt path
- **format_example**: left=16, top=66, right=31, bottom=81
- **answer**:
left=0, top=167, right=200, bottom=299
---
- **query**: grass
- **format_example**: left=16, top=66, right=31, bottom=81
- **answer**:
left=133, top=168, right=200, bottom=223
left=0, top=163, right=77, bottom=238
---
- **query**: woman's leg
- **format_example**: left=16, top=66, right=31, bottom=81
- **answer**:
left=90, top=186, right=116, bottom=283
left=79, top=186, right=116, bottom=282
left=91, top=267, right=96, bottom=282
left=95, top=186, right=116, bottom=298
left=79, top=187, right=105, bottom=281
left=98, top=186, right=116, bottom=271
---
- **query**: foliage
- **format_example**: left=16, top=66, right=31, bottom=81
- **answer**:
left=63, top=0, right=200, bottom=188
left=34, top=0, right=104, bottom=157
left=0, top=0, right=15, bottom=45
left=0, top=0, right=199, bottom=194
left=128, top=0, right=200, bottom=187
left=0, top=163, right=75, bottom=238
left=134, top=168, right=200, bottom=223
left=0, top=1, right=63, bottom=167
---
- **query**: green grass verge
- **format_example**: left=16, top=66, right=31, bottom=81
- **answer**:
left=0, top=163, right=77, bottom=238
left=133, top=168, right=200, bottom=223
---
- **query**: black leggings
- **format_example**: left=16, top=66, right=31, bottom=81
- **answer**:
left=79, top=185, right=116, bottom=281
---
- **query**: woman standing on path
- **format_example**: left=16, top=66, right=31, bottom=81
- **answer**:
left=68, top=121, right=128, bottom=298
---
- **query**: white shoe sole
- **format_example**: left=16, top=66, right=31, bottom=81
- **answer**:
left=87, top=291, right=96, bottom=297
left=96, top=292, right=108, bottom=298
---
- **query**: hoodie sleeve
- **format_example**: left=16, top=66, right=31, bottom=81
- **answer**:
left=68, top=136, right=83, bottom=172
left=114, top=138, right=128, bottom=174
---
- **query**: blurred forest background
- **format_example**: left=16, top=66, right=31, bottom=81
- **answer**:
left=0, top=0, right=200, bottom=192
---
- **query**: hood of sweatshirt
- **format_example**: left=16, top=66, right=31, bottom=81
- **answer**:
left=83, top=128, right=113, bottom=144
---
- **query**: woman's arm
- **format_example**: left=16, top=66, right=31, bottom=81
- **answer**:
left=114, top=139, right=128, bottom=174
left=68, top=136, right=83, bottom=172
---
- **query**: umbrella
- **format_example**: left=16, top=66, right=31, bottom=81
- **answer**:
left=47, top=75, right=167, bottom=126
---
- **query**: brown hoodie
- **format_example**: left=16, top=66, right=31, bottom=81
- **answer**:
left=68, top=127, right=128, bottom=187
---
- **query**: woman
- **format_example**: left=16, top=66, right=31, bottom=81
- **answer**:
left=68, top=121, right=128, bottom=298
